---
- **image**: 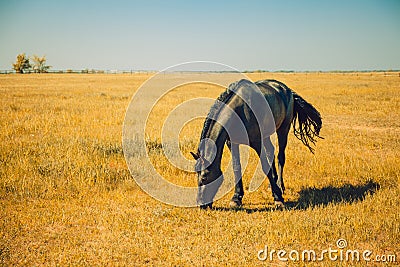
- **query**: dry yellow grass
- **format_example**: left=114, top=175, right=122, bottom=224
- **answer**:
left=0, top=72, right=399, bottom=266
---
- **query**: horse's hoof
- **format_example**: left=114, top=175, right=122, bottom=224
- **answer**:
left=229, top=199, right=242, bottom=209
left=274, top=201, right=285, bottom=209
left=200, top=203, right=213, bottom=210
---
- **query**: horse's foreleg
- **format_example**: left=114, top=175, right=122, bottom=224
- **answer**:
left=229, top=142, right=243, bottom=208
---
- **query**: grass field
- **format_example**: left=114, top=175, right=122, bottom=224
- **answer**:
left=1, top=72, right=399, bottom=266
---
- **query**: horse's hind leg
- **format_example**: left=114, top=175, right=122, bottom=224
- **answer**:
left=276, top=125, right=290, bottom=194
left=255, top=138, right=284, bottom=206
left=227, top=141, right=243, bottom=208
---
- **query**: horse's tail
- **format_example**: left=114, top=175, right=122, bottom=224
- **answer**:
left=291, top=92, right=323, bottom=153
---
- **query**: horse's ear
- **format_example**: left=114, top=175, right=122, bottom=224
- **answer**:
left=190, top=151, right=200, bottom=160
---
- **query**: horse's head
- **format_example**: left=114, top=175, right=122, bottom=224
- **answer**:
left=191, top=150, right=223, bottom=209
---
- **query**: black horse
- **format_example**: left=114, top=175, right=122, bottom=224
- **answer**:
left=191, top=79, right=322, bottom=209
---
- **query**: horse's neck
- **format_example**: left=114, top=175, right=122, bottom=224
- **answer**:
left=205, top=123, right=227, bottom=169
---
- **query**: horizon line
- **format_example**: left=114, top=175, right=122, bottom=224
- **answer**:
left=1, top=69, right=400, bottom=74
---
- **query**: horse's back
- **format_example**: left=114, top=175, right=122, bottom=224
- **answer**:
left=254, top=80, right=293, bottom=129
left=224, top=79, right=293, bottom=140
left=255, top=80, right=292, bottom=108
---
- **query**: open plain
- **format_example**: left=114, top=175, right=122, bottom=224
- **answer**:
left=0, top=72, right=399, bottom=266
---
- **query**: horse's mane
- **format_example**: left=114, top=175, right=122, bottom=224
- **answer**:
left=199, top=80, right=240, bottom=141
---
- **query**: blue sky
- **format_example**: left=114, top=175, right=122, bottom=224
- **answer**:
left=0, top=0, right=399, bottom=71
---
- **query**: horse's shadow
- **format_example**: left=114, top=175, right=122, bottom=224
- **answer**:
left=285, top=180, right=380, bottom=210
left=215, top=180, right=380, bottom=213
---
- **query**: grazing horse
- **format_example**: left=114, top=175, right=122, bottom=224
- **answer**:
left=191, top=79, right=322, bottom=209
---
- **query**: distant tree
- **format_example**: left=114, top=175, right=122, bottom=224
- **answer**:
left=31, top=55, right=51, bottom=73
left=12, top=53, right=31, bottom=73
